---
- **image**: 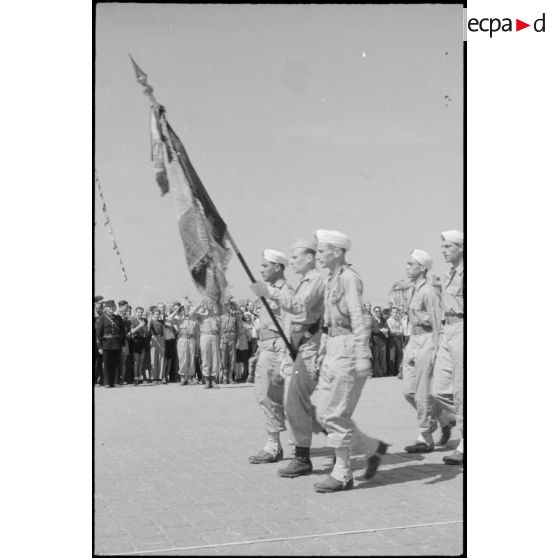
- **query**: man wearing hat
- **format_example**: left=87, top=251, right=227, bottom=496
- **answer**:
left=312, top=230, right=388, bottom=493
left=248, top=249, right=293, bottom=464
left=94, top=296, right=104, bottom=386
left=401, top=249, right=449, bottom=453
left=251, top=237, right=325, bottom=478
left=192, top=299, right=221, bottom=389
left=116, top=300, right=132, bottom=385
left=432, top=230, right=464, bottom=465
left=95, top=300, right=127, bottom=388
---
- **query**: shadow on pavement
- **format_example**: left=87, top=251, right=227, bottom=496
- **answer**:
left=351, top=452, right=463, bottom=489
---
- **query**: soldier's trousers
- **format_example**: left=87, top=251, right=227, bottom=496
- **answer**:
left=432, top=321, right=464, bottom=438
left=102, top=349, right=121, bottom=388
left=282, top=332, right=320, bottom=447
left=402, top=332, right=437, bottom=434
left=177, top=336, right=197, bottom=379
left=254, top=338, right=286, bottom=434
left=200, top=334, right=220, bottom=378
left=314, top=335, right=380, bottom=455
left=220, top=333, right=236, bottom=382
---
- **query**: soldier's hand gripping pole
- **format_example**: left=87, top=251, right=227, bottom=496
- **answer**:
left=224, top=231, right=297, bottom=362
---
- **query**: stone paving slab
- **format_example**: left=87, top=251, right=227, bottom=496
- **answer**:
left=94, top=377, right=463, bottom=556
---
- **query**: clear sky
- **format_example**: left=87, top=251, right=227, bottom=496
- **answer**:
left=95, top=3, right=463, bottom=307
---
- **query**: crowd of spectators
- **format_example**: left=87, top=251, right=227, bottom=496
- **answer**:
left=94, top=296, right=408, bottom=388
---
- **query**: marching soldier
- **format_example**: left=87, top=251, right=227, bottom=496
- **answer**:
left=95, top=300, right=126, bottom=388
left=248, top=249, right=293, bottom=464
left=432, top=230, right=464, bottom=465
left=312, top=230, right=388, bottom=493
left=193, top=299, right=221, bottom=389
left=251, top=237, right=325, bottom=478
left=401, top=249, right=451, bottom=452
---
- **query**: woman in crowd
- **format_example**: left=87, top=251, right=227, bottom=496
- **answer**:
left=149, top=308, right=165, bottom=383
left=130, top=306, right=148, bottom=385
left=235, top=314, right=251, bottom=383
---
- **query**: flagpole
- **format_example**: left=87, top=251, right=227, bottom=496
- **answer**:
left=129, top=55, right=297, bottom=361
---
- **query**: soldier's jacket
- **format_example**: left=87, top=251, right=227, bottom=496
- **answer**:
left=442, top=262, right=464, bottom=316
left=175, top=316, right=199, bottom=338
left=198, top=313, right=221, bottom=335
left=323, top=264, right=371, bottom=360
left=220, top=312, right=241, bottom=336
left=269, top=267, right=325, bottom=328
left=95, top=313, right=126, bottom=350
left=407, top=277, right=442, bottom=343
left=258, top=277, right=293, bottom=338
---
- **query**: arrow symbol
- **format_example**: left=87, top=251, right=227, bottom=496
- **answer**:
left=516, top=19, right=530, bottom=31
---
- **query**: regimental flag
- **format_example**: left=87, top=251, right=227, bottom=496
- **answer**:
left=149, top=103, right=230, bottom=309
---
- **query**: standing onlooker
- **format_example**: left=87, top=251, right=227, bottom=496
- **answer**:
left=162, top=303, right=180, bottom=384
left=94, top=296, right=104, bottom=386
left=370, top=306, right=389, bottom=377
left=193, top=299, right=221, bottom=389
left=220, top=298, right=241, bottom=383
left=149, top=308, right=165, bottom=383
left=176, top=302, right=199, bottom=385
left=96, top=300, right=126, bottom=388
left=235, top=314, right=252, bottom=382
left=116, top=300, right=132, bottom=385
left=362, top=302, right=374, bottom=374
left=130, top=306, right=148, bottom=385
left=387, top=307, right=403, bottom=376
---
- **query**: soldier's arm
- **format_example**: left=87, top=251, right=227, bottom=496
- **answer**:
left=95, top=318, right=104, bottom=349
left=424, top=288, right=442, bottom=346
left=268, top=275, right=325, bottom=315
left=342, top=272, right=371, bottom=360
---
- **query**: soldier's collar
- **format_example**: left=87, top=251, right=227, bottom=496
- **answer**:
left=272, top=276, right=286, bottom=288
left=451, top=261, right=464, bottom=275
left=414, top=276, right=428, bottom=290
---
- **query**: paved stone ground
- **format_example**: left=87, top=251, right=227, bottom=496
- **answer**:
left=94, top=377, right=463, bottom=556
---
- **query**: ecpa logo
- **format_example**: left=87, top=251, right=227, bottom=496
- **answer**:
left=468, top=13, right=546, bottom=38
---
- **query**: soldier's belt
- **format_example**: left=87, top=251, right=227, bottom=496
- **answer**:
left=259, top=330, right=279, bottom=341
left=290, top=321, right=321, bottom=350
left=445, top=313, right=464, bottom=324
left=102, top=335, right=120, bottom=339
left=327, top=324, right=352, bottom=337
left=411, top=325, right=433, bottom=335
left=201, top=331, right=219, bottom=335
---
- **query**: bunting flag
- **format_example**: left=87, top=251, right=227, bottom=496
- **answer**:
left=95, top=169, right=128, bottom=282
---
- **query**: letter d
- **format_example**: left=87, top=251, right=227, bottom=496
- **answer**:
left=534, top=13, right=545, bottom=32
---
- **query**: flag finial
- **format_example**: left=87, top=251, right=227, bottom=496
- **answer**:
left=129, top=54, right=159, bottom=106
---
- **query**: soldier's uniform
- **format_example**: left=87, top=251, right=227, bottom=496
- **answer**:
left=95, top=303, right=126, bottom=388
left=254, top=277, right=292, bottom=449
left=176, top=314, right=199, bottom=383
left=316, top=264, right=385, bottom=477
left=269, top=264, right=325, bottom=463
left=220, top=309, right=241, bottom=383
left=401, top=255, right=442, bottom=451
left=248, top=249, right=294, bottom=463
left=311, top=230, right=387, bottom=493
left=432, top=230, right=464, bottom=463
left=198, top=309, right=221, bottom=382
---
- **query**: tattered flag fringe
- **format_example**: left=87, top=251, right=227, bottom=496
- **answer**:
left=95, top=169, right=128, bottom=282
